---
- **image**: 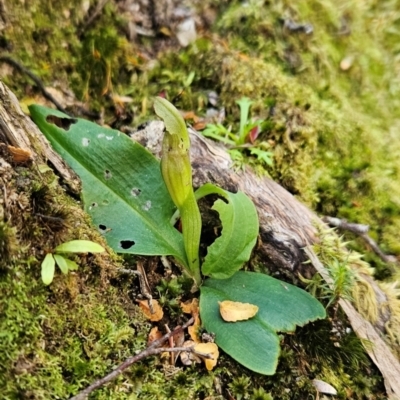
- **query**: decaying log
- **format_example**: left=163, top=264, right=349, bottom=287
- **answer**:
left=0, top=81, right=81, bottom=193
left=1, top=80, right=399, bottom=399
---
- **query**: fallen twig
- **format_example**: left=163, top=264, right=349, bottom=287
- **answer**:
left=0, top=56, right=70, bottom=115
left=119, top=265, right=154, bottom=313
left=323, top=216, right=398, bottom=265
left=0, top=56, right=101, bottom=120
left=69, top=317, right=194, bottom=400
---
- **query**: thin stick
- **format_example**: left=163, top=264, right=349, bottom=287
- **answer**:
left=322, top=216, right=369, bottom=235
left=165, top=324, right=175, bottom=365
left=119, top=265, right=154, bottom=313
left=0, top=56, right=70, bottom=115
left=323, top=216, right=397, bottom=265
left=69, top=317, right=194, bottom=400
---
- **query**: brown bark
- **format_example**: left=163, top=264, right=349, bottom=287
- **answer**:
left=0, top=81, right=81, bottom=193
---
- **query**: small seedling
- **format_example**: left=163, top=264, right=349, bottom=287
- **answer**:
left=41, top=240, right=105, bottom=285
left=202, top=97, right=274, bottom=167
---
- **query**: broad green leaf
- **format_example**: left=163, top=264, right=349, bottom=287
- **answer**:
left=200, top=271, right=326, bottom=375
left=29, top=105, right=187, bottom=265
left=55, top=240, right=104, bottom=253
left=41, top=253, right=56, bottom=285
left=201, top=191, right=259, bottom=279
left=53, top=254, right=69, bottom=274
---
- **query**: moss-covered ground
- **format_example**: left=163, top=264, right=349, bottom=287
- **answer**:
left=1, top=0, right=399, bottom=398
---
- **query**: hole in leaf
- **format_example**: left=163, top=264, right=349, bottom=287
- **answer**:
left=120, top=240, right=135, bottom=249
left=99, top=224, right=107, bottom=233
left=82, top=138, right=90, bottom=147
left=89, top=202, right=98, bottom=210
left=104, top=170, right=112, bottom=180
left=46, top=115, right=77, bottom=130
left=131, top=188, right=141, bottom=197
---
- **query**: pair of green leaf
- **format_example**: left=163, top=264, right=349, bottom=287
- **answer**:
left=41, top=240, right=104, bottom=285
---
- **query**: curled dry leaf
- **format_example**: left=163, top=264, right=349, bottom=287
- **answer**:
left=181, top=299, right=201, bottom=342
left=138, top=299, right=164, bottom=321
left=182, top=111, right=200, bottom=123
left=193, top=342, right=219, bottom=371
left=188, top=313, right=201, bottom=343
left=219, top=300, right=259, bottom=322
left=180, top=298, right=199, bottom=314
left=8, top=146, right=32, bottom=163
left=147, top=326, right=163, bottom=346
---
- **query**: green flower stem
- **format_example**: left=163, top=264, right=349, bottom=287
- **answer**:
left=155, top=97, right=202, bottom=286
left=180, top=192, right=202, bottom=284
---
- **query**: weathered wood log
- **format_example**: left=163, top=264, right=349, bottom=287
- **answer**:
left=1, top=80, right=399, bottom=399
left=0, top=81, right=81, bottom=193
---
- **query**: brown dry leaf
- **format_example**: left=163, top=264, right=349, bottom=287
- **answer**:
left=138, top=299, right=164, bottom=321
left=219, top=300, right=259, bottom=322
left=180, top=298, right=199, bottom=314
left=193, top=342, right=219, bottom=371
left=8, top=146, right=32, bottom=163
left=188, top=313, right=201, bottom=343
left=147, top=326, right=163, bottom=346
left=193, top=121, right=207, bottom=130
left=182, top=111, right=200, bottom=123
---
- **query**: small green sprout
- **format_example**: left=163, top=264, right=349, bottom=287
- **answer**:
left=202, top=97, right=273, bottom=167
left=300, top=258, right=355, bottom=309
left=41, top=240, right=105, bottom=285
